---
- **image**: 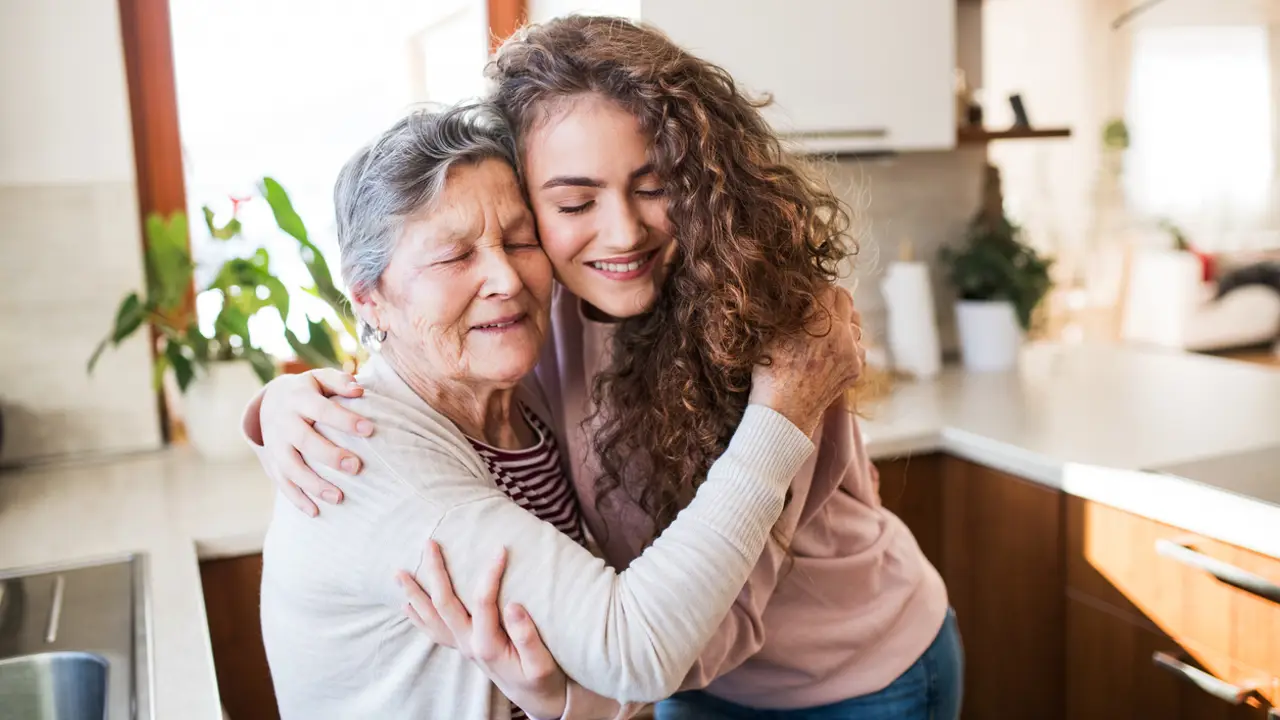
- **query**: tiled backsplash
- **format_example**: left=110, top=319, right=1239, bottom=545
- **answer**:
left=0, top=0, right=162, bottom=465
left=828, top=148, right=989, bottom=352
left=0, top=184, right=163, bottom=465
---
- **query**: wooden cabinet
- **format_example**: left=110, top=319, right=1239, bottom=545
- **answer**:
left=874, top=458, right=1280, bottom=718
left=1066, top=496, right=1280, bottom=716
left=200, top=553, right=280, bottom=720
left=942, top=457, right=1066, bottom=720
left=876, top=455, right=1066, bottom=720
left=1066, top=595, right=1269, bottom=720
left=638, top=0, right=957, bottom=153
left=877, top=454, right=945, bottom=571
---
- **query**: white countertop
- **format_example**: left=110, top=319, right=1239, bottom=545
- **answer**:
left=1, top=342, right=1277, bottom=719
left=0, top=449, right=274, bottom=720
left=862, top=343, right=1280, bottom=559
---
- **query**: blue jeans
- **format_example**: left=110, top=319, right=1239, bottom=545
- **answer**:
left=655, top=608, right=964, bottom=720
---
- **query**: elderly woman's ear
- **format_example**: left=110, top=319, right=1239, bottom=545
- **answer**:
left=351, top=290, right=389, bottom=344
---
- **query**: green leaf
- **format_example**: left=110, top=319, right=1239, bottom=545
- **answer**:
left=87, top=337, right=109, bottom=373
left=304, top=318, right=339, bottom=364
left=285, top=320, right=342, bottom=369
left=214, top=303, right=252, bottom=341
left=111, top=293, right=146, bottom=344
left=260, top=177, right=310, bottom=245
left=260, top=177, right=356, bottom=332
left=203, top=205, right=243, bottom=241
left=165, top=341, right=195, bottom=392
left=143, top=211, right=194, bottom=313
left=185, top=322, right=210, bottom=364
left=208, top=252, right=291, bottom=323
left=261, top=275, right=291, bottom=322
left=244, top=348, right=277, bottom=384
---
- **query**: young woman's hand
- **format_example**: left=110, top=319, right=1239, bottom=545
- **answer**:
left=749, top=285, right=864, bottom=437
left=255, top=368, right=373, bottom=516
left=398, top=541, right=569, bottom=720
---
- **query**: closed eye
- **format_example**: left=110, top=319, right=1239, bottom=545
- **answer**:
left=558, top=200, right=595, bottom=215
left=636, top=188, right=666, bottom=198
left=435, top=249, right=473, bottom=266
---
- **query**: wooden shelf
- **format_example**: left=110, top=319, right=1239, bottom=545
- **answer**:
left=957, top=127, right=1073, bottom=144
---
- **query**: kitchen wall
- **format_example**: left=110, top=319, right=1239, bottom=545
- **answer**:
left=832, top=149, right=989, bottom=352
left=0, top=0, right=162, bottom=465
left=838, top=0, right=988, bottom=352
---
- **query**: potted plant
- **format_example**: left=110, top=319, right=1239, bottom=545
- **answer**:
left=89, top=207, right=282, bottom=459
left=259, top=176, right=360, bottom=371
left=940, top=164, right=1053, bottom=372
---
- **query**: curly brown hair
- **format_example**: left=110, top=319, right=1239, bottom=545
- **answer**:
left=490, top=15, right=856, bottom=543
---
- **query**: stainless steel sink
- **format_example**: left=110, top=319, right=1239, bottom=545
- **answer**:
left=0, top=651, right=108, bottom=720
left=0, top=556, right=150, bottom=720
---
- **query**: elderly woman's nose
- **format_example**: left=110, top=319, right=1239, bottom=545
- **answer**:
left=477, top=247, right=525, bottom=297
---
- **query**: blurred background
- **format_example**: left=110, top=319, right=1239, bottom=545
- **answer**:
left=0, top=1, right=1278, bottom=719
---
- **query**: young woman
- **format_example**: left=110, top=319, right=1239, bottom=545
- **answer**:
left=246, top=15, right=963, bottom=720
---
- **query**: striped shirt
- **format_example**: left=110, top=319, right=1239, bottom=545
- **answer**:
left=466, top=402, right=587, bottom=718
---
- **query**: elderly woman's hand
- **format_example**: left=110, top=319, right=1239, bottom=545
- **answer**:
left=256, top=368, right=374, bottom=517
left=749, top=285, right=863, bottom=437
left=398, top=542, right=571, bottom=720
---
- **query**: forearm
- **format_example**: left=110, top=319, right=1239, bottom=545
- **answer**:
left=426, top=405, right=813, bottom=703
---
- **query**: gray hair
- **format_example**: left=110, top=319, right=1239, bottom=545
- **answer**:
left=333, top=103, right=520, bottom=345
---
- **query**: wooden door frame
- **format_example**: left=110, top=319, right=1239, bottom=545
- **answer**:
left=116, top=0, right=189, bottom=439
left=488, top=0, right=527, bottom=51
left=117, top=0, right=189, bottom=234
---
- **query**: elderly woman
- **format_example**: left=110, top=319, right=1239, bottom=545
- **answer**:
left=258, top=103, right=860, bottom=720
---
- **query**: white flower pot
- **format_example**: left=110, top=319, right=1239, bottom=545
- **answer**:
left=182, top=360, right=263, bottom=460
left=955, top=300, right=1023, bottom=372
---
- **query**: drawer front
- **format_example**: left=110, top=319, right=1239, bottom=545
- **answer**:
left=1229, top=546, right=1280, bottom=705
left=1068, top=595, right=1272, bottom=719
left=1066, top=497, right=1280, bottom=706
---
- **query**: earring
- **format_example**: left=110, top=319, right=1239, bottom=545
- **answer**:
left=375, top=328, right=388, bottom=343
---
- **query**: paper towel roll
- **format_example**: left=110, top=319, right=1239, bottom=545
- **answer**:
left=881, top=261, right=942, bottom=379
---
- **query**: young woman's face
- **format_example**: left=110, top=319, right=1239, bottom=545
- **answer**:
left=521, top=94, right=678, bottom=320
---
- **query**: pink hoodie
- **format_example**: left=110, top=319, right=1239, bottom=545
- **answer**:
left=536, top=286, right=948, bottom=709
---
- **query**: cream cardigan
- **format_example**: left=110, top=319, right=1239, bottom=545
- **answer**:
left=258, top=355, right=814, bottom=719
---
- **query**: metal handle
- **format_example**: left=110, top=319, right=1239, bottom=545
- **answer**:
left=786, top=127, right=889, bottom=141
left=1152, top=652, right=1258, bottom=704
left=44, top=574, right=65, bottom=644
left=1155, top=538, right=1280, bottom=604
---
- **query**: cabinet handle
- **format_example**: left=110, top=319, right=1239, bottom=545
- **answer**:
left=786, top=127, right=889, bottom=141
left=1152, top=652, right=1259, bottom=704
left=1155, top=538, right=1280, bottom=604
left=44, top=574, right=65, bottom=643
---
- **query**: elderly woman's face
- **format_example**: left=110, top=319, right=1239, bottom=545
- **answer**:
left=364, top=159, right=552, bottom=387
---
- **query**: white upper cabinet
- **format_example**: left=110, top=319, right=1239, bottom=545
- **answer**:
left=638, top=0, right=957, bottom=153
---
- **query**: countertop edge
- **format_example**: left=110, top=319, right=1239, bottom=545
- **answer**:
left=867, top=424, right=1280, bottom=559
left=1062, top=462, right=1280, bottom=560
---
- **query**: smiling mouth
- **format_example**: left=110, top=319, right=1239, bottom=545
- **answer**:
left=471, top=313, right=527, bottom=332
left=586, top=250, right=659, bottom=278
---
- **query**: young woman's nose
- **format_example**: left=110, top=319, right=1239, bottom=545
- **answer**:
left=600, top=196, right=647, bottom=251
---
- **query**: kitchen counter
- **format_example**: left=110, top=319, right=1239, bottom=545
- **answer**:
left=0, top=449, right=273, bottom=720
left=862, top=343, right=1280, bottom=558
left=0, top=342, right=1276, bottom=719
